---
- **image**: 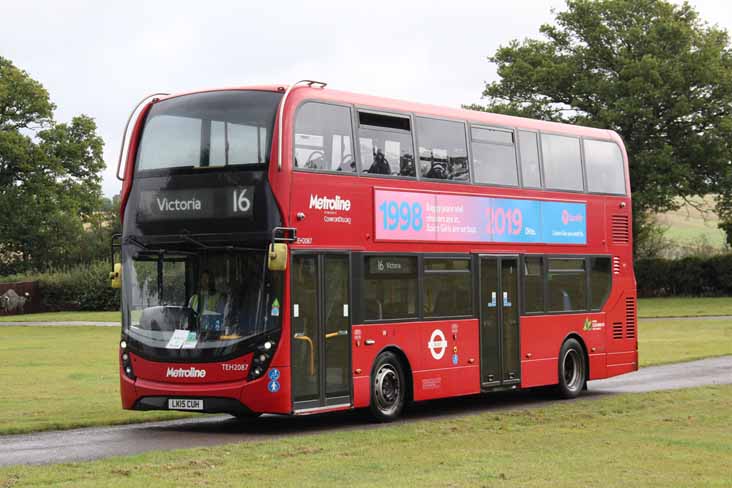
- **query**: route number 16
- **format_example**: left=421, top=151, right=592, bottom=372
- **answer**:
left=233, top=189, right=251, bottom=213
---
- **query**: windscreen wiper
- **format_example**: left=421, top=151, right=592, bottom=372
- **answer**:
left=123, top=236, right=165, bottom=254
left=178, top=233, right=263, bottom=253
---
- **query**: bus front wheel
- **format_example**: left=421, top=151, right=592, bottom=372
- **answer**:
left=557, top=338, right=587, bottom=399
left=370, top=351, right=406, bottom=422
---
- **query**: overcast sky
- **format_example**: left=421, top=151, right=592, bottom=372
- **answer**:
left=2, top=0, right=730, bottom=197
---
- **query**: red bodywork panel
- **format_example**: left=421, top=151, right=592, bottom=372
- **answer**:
left=119, top=84, right=637, bottom=415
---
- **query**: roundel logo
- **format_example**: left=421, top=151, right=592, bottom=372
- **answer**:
left=428, top=329, right=448, bottom=360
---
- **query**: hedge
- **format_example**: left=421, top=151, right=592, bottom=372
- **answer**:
left=1, top=261, right=120, bottom=311
left=635, top=254, right=732, bottom=297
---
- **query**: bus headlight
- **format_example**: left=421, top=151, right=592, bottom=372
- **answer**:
left=121, top=343, right=135, bottom=379
left=248, top=339, right=277, bottom=380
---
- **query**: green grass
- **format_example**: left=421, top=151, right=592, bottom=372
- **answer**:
left=0, top=311, right=120, bottom=323
left=639, top=318, right=732, bottom=367
left=0, top=315, right=730, bottom=437
left=1, top=385, right=730, bottom=487
left=655, top=195, right=727, bottom=252
left=638, top=297, right=732, bottom=318
left=0, top=326, right=195, bottom=435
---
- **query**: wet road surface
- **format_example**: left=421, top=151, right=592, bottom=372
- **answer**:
left=1, top=355, right=730, bottom=467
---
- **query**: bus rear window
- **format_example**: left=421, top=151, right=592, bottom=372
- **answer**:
left=137, top=90, right=281, bottom=172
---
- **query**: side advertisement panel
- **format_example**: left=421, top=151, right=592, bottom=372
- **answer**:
left=374, top=189, right=586, bottom=245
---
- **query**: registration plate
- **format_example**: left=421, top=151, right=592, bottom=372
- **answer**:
left=168, top=398, right=203, bottom=411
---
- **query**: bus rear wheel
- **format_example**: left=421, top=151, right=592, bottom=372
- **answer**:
left=370, top=351, right=406, bottom=422
left=557, top=338, right=586, bottom=399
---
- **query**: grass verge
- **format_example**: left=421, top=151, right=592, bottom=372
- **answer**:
left=638, top=297, right=732, bottom=318
left=1, top=385, right=730, bottom=487
left=638, top=318, right=732, bottom=367
left=0, top=311, right=119, bottom=323
left=0, top=326, right=195, bottom=435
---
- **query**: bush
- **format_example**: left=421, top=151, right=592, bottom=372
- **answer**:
left=636, top=254, right=732, bottom=297
left=1, top=261, right=120, bottom=311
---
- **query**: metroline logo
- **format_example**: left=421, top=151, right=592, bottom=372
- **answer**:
left=166, top=367, right=207, bottom=378
left=309, top=194, right=351, bottom=211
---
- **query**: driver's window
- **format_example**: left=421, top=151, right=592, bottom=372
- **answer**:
left=358, top=111, right=415, bottom=178
left=294, top=102, right=355, bottom=173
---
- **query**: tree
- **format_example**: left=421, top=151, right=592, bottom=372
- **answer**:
left=0, top=56, right=106, bottom=274
left=469, top=0, right=732, bottom=252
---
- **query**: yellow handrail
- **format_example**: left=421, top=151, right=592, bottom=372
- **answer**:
left=293, top=335, right=315, bottom=376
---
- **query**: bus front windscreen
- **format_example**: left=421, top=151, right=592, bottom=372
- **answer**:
left=122, top=249, right=283, bottom=358
left=136, top=90, right=282, bottom=172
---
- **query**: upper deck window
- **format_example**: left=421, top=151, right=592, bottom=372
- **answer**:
left=136, top=90, right=282, bottom=172
left=416, top=117, right=469, bottom=182
left=584, top=140, right=626, bottom=195
left=518, top=130, right=542, bottom=188
left=541, top=134, right=584, bottom=191
left=471, top=127, right=518, bottom=187
left=294, top=102, right=355, bottom=173
left=359, top=111, right=416, bottom=177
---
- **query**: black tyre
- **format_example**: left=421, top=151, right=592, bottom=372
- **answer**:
left=557, top=338, right=587, bottom=399
left=370, top=351, right=406, bottom=422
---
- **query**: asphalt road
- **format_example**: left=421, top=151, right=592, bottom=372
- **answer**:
left=1, top=355, right=730, bottom=467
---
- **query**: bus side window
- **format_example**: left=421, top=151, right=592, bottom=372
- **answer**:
left=541, top=134, right=583, bottom=191
left=590, top=257, right=612, bottom=310
left=423, top=258, right=472, bottom=318
left=358, top=112, right=415, bottom=178
left=294, top=102, right=355, bottom=173
left=363, top=256, right=418, bottom=321
left=523, top=256, right=544, bottom=313
left=584, top=140, right=626, bottom=195
left=471, top=126, right=518, bottom=187
left=518, top=130, right=542, bottom=189
left=416, top=117, right=469, bottom=182
left=547, top=258, right=587, bottom=312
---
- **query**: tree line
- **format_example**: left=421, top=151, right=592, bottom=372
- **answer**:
left=0, top=56, right=117, bottom=276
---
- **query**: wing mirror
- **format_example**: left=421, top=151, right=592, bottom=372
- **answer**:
left=109, top=262, right=122, bottom=289
left=268, top=243, right=288, bottom=271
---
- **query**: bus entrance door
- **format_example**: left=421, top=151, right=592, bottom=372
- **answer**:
left=291, top=253, right=352, bottom=412
left=479, top=256, right=521, bottom=388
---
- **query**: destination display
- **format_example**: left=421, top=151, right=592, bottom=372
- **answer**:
left=374, top=189, right=586, bottom=244
left=137, top=186, right=254, bottom=222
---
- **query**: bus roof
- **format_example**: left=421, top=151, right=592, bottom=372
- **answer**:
left=158, top=84, right=621, bottom=143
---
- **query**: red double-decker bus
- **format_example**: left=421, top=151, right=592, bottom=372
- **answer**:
left=114, top=80, right=637, bottom=421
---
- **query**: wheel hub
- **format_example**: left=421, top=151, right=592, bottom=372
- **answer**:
left=374, top=365, right=400, bottom=414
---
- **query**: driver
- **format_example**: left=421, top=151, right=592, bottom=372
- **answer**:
left=188, top=270, right=225, bottom=321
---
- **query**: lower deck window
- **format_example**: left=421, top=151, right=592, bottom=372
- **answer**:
left=523, top=256, right=544, bottom=313
left=363, top=256, right=418, bottom=320
left=423, top=258, right=472, bottom=317
left=547, top=258, right=587, bottom=312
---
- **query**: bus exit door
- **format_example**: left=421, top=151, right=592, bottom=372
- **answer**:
left=479, top=256, right=521, bottom=387
left=291, top=253, right=351, bottom=412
